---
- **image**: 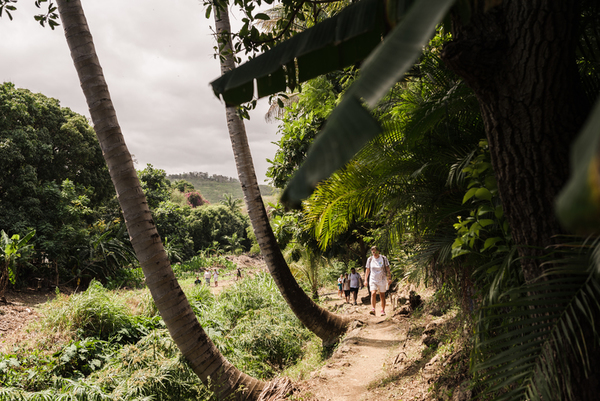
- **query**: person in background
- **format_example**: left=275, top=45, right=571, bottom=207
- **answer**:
left=236, top=267, right=242, bottom=281
left=204, top=269, right=211, bottom=286
left=342, top=273, right=351, bottom=304
left=194, top=275, right=202, bottom=285
left=349, top=267, right=362, bottom=305
left=213, top=268, right=219, bottom=287
left=337, top=274, right=344, bottom=298
left=365, top=246, right=391, bottom=316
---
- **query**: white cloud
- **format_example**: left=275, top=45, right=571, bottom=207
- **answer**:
left=0, top=0, right=279, bottom=182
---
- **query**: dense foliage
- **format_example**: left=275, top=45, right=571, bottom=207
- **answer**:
left=0, top=84, right=257, bottom=292
left=0, top=82, right=128, bottom=288
left=0, top=271, right=313, bottom=399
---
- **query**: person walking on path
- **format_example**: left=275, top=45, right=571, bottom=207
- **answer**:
left=213, top=268, right=219, bottom=287
left=204, top=269, right=211, bottom=286
left=342, top=273, right=351, bottom=304
left=337, top=274, right=344, bottom=298
left=236, top=267, right=242, bottom=281
left=349, top=267, right=363, bottom=305
left=365, top=246, right=391, bottom=316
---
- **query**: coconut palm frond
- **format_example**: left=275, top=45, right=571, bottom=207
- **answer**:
left=473, top=239, right=600, bottom=400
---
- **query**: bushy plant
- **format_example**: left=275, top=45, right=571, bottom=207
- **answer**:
left=201, top=273, right=312, bottom=379
left=227, top=309, right=309, bottom=378
left=185, top=191, right=206, bottom=208
left=44, top=280, right=134, bottom=340
left=105, top=267, right=144, bottom=290
left=0, top=330, right=220, bottom=401
left=1, top=271, right=313, bottom=397
left=52, top=337, right=110, bottom=378
left=184, top=283, right=215, bottom=315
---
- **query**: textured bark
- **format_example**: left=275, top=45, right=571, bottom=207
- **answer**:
left=213, top=6, right=350, bottom=347
left=443, top=1, right=600, bottom=398
left=56, top=1, right=264, bottom=398
left=442, top=0, right=588, bottom=281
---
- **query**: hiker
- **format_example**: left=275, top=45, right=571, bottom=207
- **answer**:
left=349, top=267, right=363, bottom=305
left=337, top=274, right=344, bottom=298
left=213, top=268, right=219, bottom=287
left=365, top=246, right=391, bottom=316
left=236, top=267, right=242, bottom=281
left=204, top=269, right=211, bottom=286
left=342, top=273, right=351, bottom=303
left=194, top=275, right=202, bottom=285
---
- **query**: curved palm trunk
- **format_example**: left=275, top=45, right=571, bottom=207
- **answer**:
left=56, top=1, right=264, bottom=398
left=212, top=5, right=350, bottom=346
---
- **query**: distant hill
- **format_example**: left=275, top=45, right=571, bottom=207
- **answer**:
left=168, top=172, right=276, bottom=205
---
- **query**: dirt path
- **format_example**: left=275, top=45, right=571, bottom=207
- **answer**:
left=294, top=289, right=408, bottom=401
left=1, top=257, right=465, bottom=400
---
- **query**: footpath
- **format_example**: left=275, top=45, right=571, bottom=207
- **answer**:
left=291, top=287, right=469, bottom=401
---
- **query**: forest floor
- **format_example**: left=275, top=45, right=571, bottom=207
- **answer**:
left=0, top=255, right=472, bottom=401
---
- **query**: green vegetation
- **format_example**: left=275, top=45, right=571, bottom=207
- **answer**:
left=212, top=0, right=600, bottom=396
left=0, top=270, right=316, bottom=400
left=167, top=172, right=275, bottom=204
left=4, top=0, right=600, bottom=397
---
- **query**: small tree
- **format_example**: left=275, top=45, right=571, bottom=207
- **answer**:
left=185, top=191, right=206, bottom=208
left=0, top=230, right=35, bottom=297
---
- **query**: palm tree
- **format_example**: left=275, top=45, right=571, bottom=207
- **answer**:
left=221, top=193, right=243, bottom=213
left=55, top=0, right=264, bottom=398
left=212, top=3, right=350, bottom=346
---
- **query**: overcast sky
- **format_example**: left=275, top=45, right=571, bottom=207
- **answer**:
left=0, top=0, right=279, bottom=183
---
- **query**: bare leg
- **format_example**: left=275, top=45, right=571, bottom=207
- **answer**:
left=381, top=293, right=386, bottom=313
left=371, top=290, right=377, bottom=310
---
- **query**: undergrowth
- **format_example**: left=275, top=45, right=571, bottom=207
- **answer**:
left=0, top=273, right=313, bottom=400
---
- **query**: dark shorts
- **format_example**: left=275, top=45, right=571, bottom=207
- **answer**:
left=344, top=290, right=351, bottom=297
left=350, top=287, right=359, bottom=295
left=338, top=283, right=342, bottom=290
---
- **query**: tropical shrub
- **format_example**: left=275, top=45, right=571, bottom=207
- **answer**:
left=44, top=280, right=135, bottom=340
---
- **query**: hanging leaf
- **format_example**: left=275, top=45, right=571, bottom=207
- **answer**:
left=282, top=0, right=457, bottom=207
left=556, top=96, right=600, bottom=233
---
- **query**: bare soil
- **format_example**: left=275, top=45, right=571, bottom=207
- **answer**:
left=291, top=287, right=470, bottom=401
left=0, top=255, right=471, bottom=400
left=0, top=288, right=59, bottom=353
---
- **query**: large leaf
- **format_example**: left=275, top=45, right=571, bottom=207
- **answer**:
left=281, top=96, right=381, bottom=208
left=281, top=0, right=457, bottom=207
left=473, top=257, right=600, bottom=400
left=556, top=96, right=600, bottom=233
left=210, top=0, right=388, bottom=105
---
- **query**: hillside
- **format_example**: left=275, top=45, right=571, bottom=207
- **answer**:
left=168, top=172, right=277, bottom=204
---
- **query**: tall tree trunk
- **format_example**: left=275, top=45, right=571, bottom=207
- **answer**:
left=442, top=0, right=588, bottom=281
left=443, top=1, right=600, bottom=397
left=212, top=4, right=350, bottom=346
left=56, top=1, right=264, bottom=398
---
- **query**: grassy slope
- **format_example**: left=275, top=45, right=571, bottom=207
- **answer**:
left=167, top=173, right=276, bottom=205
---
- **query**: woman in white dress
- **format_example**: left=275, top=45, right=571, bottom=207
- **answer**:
left=365, top=246, right=391, bottom=316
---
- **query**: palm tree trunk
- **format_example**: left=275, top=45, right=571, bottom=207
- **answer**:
left=212, top=4, right=350, bottom=346
left=56, top=1, right=264, bottom=398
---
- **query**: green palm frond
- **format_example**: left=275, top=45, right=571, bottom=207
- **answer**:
left=473, top=239, right=600, bottom=400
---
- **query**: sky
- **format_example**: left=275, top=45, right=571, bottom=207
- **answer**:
left=0, top=0, right=279, bottom=183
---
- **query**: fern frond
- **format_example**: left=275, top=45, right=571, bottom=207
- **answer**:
left=474, top=241, right=600, bottom=400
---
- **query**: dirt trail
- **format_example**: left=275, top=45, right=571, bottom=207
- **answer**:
left=295, top=289, right=408, bottom=401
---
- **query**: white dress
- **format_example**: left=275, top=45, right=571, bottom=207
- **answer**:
left=367, top=256, right=388, bottom=292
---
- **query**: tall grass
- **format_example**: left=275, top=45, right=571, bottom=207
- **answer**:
left=1, top=272, right=314, bottom=400
left=44, top=280, right=135, bottom=340
left=198, top=273, right=312, bottom=379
